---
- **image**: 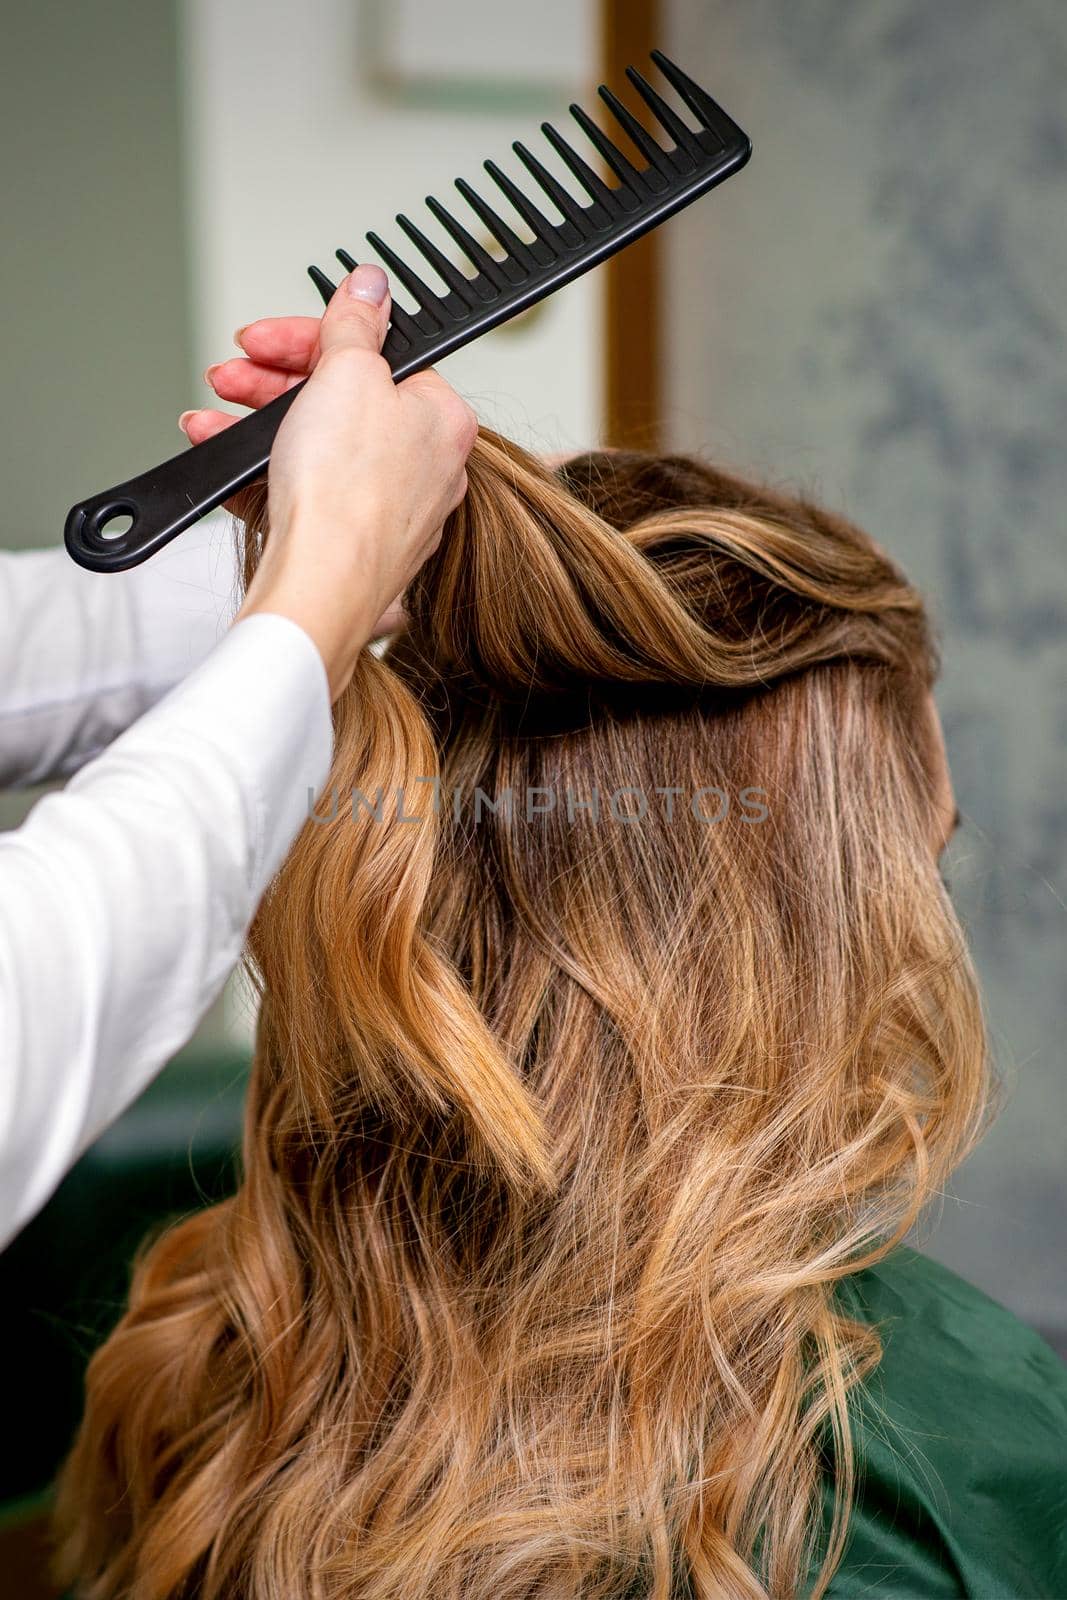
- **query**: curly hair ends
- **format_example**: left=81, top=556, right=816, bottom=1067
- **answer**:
left=54, top=431, right=992, bottom=1600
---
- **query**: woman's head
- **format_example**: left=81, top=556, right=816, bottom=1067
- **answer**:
left=542, top=444, right=959, bottom=863
left=56, top=435, right=990, bottom=1600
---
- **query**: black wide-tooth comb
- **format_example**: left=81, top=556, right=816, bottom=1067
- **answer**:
left=65, top=51, right=751, bottom=572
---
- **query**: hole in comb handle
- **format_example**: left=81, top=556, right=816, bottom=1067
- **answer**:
left=99, top=508, right=134, bottom=541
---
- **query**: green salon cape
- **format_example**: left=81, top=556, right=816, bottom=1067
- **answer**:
left=654, top=1248, right=1067, bottom=1598
left=815, top=1246, right=1067, bottom=1597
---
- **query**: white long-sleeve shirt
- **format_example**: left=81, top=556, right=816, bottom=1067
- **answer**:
left=0, top=515, right=242, bottom=788
left=0, top=520, right=334, bottom=1248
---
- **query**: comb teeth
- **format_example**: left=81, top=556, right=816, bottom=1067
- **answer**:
left=625, top=66, right=702, bottom=164
left=650, top=48, right=731, bottom=137
left=365, top=230, right=447, bottom=327
left=453, top=176, right=541, bottom=282
left=424, top=193, right=510, bottom=289
left=566, top=100, right=645, bottom=194
left=394, top=212, right=483, bottom=306
left=511, top=140, right=600, bottom=243
left=483, top=158, right=562, bottom=258
left=597, top=83, right=672, bottom=183
left=308, top=264, right=338, bottom=304
left=311, top=52, right=749, bottom=372
left=537, top=122, right=618, bottom=221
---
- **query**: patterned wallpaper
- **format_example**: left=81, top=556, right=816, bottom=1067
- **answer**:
left=665, top=0, right=1067, bottom=1340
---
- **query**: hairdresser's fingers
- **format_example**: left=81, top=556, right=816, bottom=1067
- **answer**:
left=187, top=271, right=390, bottom=466
left=204, top=358, right=303, bottom=411
left=234, top=315, right=321, bottom=374
left=179, top=408, right=237, bottom=445
left=317, top=265, right=391, bottom=358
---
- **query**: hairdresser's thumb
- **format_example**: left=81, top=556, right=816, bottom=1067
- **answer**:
left=318, top=264, right=392, bottom=356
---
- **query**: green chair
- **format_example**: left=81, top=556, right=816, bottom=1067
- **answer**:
left=0, top=1046, right=251, bottom=1594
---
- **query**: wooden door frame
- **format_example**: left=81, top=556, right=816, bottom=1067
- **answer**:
left=600, top=0, right=663, bottom=450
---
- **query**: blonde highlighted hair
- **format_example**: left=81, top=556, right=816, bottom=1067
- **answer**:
left=55, top=433, right=991, bottom=1598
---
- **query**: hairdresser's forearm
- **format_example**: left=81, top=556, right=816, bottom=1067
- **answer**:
left=234, top=513, right=381, bottom=702
left=0, top=613, right=332, bottom=1247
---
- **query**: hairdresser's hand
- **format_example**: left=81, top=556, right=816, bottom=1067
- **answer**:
left=228, top=266, right=476, bottom=702
left=190, top=318, right=582, bottom=486
left=184, top=320, right=403, bottom=641
left=184, top=317, right=323, bottom=437
left=182, top=315, right=422, bottom=638
left=182, top=310, right=414, bottom=642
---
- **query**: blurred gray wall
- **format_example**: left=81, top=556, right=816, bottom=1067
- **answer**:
left=665, top=0, right=1066, bottom=1344
left=0, top=0, right=191, bottom=550
left=0, top=0, right=229, bottom=1052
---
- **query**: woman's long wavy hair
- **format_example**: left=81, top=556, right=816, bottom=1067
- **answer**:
left=55, top=433, right=992, bottom=1600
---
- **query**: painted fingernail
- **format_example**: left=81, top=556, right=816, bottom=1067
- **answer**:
left=345, top=263, right=389, bottom=304
left=178, top=410, right=195, bottom=435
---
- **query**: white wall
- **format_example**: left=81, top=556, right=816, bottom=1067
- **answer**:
left=178, top=0, right=602, bottom=454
